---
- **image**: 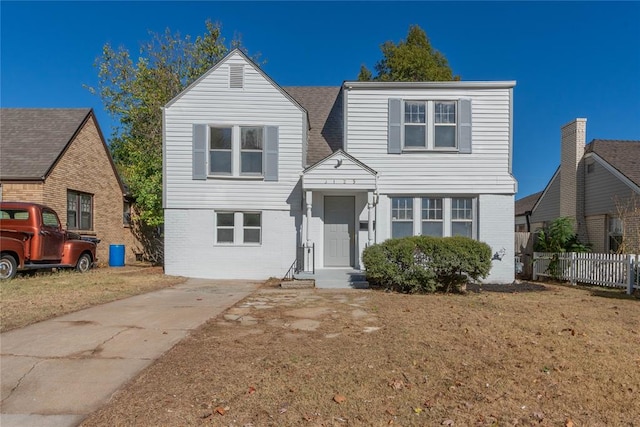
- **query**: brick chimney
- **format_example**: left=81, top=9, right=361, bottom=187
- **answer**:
left=559, top=118, right=587, bottom=237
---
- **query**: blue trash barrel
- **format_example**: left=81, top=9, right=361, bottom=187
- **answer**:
left=109, top=244, right=125, bottom=267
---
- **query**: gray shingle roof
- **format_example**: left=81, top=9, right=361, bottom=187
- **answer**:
left=282, top=87, right=343, bottom=166
left=515, top=191, right=542, bottom=216
left=586, top=139, right=640, bottom=187
left=0, top=108, right=92, bottom=180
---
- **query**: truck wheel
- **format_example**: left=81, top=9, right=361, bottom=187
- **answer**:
left=0, top=254, right=18, bottom=280
left=76, top=253, right=92, bottom=273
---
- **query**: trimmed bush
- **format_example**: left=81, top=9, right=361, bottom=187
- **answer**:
left=362, top=236, right=492, bottom=293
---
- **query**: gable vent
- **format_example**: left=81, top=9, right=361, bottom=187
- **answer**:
left=229, top=65, right=244, bottom=89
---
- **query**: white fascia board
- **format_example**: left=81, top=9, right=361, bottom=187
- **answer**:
left=342, top=80, right=517, bottom=90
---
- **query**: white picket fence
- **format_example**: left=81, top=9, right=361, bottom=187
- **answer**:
left=533, top=252, right=639, bottom=295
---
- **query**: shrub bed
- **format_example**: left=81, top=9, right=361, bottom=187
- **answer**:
left=362, top=236, right=492, bottom=293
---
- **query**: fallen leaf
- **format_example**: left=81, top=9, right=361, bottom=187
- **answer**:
left=533, top=411, right=545, bottom=420
left=385, top=408, right=396, bottom=416
left=389, top=379, right=404, bottom=390
left=333, top=394, right=346, bottom=404
left=413, top=407, right=422, bottom=414
left=442, top=420, right=454, bottom=426
left=247, top=386, right=256, bottom=395
left=215, top=407, right=226, bottom=415
left=565, top=418, right=574, bottom=427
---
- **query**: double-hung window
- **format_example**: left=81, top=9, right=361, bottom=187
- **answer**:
left=216, top=212, right=262, bottom=245
left=210, top=127, right=233, bottom=175
left=391, top=196, right=476, bottom=239
left=67, top=190, right=93, bottom=230
left=421, top=197, right=443, bottom=236
left=391, top=197, right=413, bottom=238
left=403, top=101, right=457, bottom=150
left=240, top=127, right=263, bottom=175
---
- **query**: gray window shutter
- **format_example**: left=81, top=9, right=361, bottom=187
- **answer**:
left=388, top=98, right=402, bottom=154
left=458, top=98, right=472, bottom=154
left=264, top=126, right=279, bottom=181
left=192, top=124, right=207, bottom=180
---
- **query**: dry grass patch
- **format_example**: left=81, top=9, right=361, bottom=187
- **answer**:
left=82, top=282, right=640, bottom=427
left=1, top=266, right=186, bottom=332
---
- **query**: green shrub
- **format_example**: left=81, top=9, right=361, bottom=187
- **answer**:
left=362, top=235, right=492, bottom=293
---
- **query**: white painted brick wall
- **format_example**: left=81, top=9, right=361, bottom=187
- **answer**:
left=164, top=209, right=299, bottom=279
left=478, top=194, right=515, bottom=284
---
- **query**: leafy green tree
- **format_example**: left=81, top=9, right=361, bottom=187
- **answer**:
left=534, top=217, right=590, bottom=253
left=88, top=20, right=240, bottom=227
left=358, top=25, right=459, bottom=82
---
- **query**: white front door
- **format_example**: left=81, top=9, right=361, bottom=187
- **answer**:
left=324, top=196, right=354, bottom=267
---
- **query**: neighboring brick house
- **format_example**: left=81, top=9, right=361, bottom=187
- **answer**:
left=518, top=118, right=640, bottom=253
left=0, top=108, right=141, bottom=264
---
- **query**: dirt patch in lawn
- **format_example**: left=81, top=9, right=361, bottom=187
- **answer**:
left=0, top=265, right=186, bottom=332
left=82, top=282, right=640, bottom=426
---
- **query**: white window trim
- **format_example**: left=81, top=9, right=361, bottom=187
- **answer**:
left=402, top=99, right=459, bottom=152
left=208, top=124, right=266, bottom=179
left=390, top=196, right=477, bottom=239
left=215, top=211, right=262, bottom=246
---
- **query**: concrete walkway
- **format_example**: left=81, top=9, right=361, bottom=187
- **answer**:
left=0, top=278, right=259, bottom=427
left=304, top=268, right=369, bottom=289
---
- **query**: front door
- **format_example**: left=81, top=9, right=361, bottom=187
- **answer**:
left=324, top=196, right=354, bottom=267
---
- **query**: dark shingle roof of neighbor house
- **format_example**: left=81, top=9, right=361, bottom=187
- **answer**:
left=283, top=86, right=343, bottom=166
left=515, top=191, right=543, bottom=216
left=586, top=139, right=640, bottom=187
left=0, top=108, right=92, bottom=180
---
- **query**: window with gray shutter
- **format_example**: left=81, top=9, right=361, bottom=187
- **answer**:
left=458, top=98, right=472, bottom=154
left=192, top=124, right=207, bottom=180
left=264, top=126, right=279, bottom=181
left=388, top=98, right=402, bottom=154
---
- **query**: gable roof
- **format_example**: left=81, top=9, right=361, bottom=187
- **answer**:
left=515, top=191, right=542, bottom=216
left=283, top=86, right=343, bottom=166
left=586, top=139, right=640, bottom=187
left=0, top=108, right=92, bottom=180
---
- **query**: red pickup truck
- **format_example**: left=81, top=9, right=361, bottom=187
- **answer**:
left=0, top=202, right=98, bottom=280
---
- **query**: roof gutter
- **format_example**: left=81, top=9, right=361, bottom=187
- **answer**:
left=343, top=80, right=517, bottom=90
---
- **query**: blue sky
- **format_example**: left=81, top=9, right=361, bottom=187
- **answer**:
left=2, top=1, right=639, bottom=199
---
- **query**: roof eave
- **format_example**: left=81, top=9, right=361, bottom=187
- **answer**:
left=343, top=80, right=517, bottom=90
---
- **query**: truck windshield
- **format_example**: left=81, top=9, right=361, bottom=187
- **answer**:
left=0, top=209, right=30, bottom=220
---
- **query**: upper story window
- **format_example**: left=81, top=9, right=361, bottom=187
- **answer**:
left=388, top=98, right=471, bottom=154
left=67, top=190, right=92, bottom=230
left=193, top=124, right=278, bottom=181
left=403, top=100, right=457, bottom=150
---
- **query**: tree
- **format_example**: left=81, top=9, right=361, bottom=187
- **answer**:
left=358, top=25, right=459, bottom=82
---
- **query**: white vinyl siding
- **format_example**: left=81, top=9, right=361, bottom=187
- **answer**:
left=164, top=51, right=305, bottom=211
left=345, top=87, right=516, bottom=195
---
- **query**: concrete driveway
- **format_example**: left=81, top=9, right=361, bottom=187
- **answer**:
left=0, top=278, right=260, bottom=427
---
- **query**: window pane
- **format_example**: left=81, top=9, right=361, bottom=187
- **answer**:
left=404, top=125, right=426, bottom=147
left=392, top=222, right=413, bottom=239
left=452, top=221, right=472, bottom=238
left=210, top=127, right=232, bottom=149
left=42, top=211, right=59, bottom=227
left=435, top=126, right=456, bottom=148
left=81, top=212, right=91, bottom=230
left=241, top=152, right=263, bottom=174
left=244, top=213, right=261, bottom=227
left=435, top=102, right=456, bottom=124
left=210, top=151, right=232, bottom=174
left=244, top=229, right=261, bottom=243
left=241, top=127, right=263, bottom=150
left=421, top=198, right=442, bottom=220
left=404, top=102, right=425, bottom=123
left=422, top=222, right=443, bottom=237
left=217, top=213, right=234, bottom=227
left=452, top=198, right=473, bottom=220
left=392, top=198, right=413, bottom=220
left=217, top=229, right=234, bottom=243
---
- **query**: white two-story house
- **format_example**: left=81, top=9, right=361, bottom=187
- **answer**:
left=163, top=49, right=517, bottom=284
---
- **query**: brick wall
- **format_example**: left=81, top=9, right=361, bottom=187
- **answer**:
left=585, top=214, right=606, bottom=253
left=1, top=182, right=45, bottom=203
left=559, top=118, right=587, bottom=240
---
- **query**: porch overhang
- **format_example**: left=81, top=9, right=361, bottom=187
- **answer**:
left=302, top=149, right=377, bottom=192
